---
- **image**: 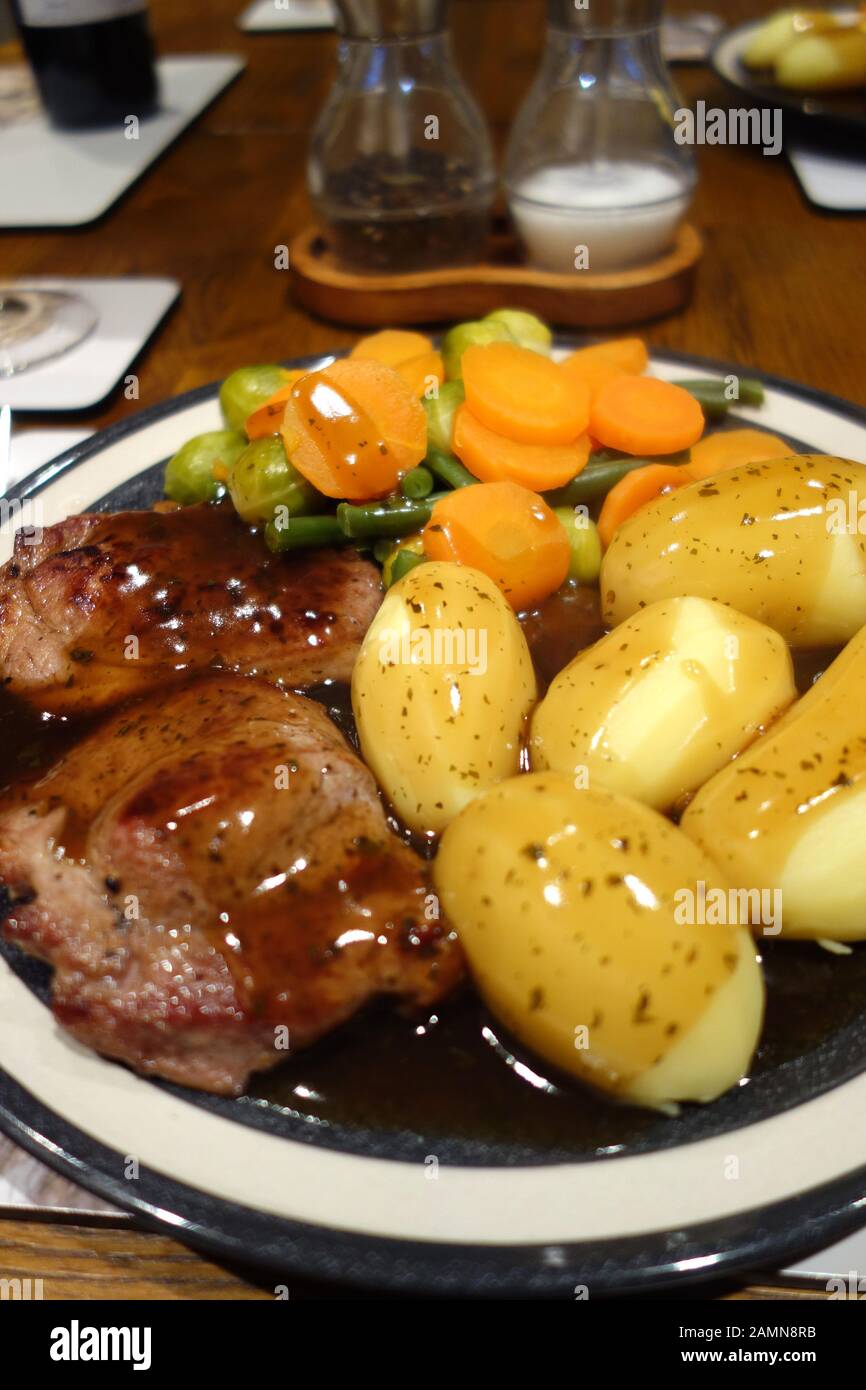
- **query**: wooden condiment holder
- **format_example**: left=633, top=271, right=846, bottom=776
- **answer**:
left=289, top=221, right=703, bottom=328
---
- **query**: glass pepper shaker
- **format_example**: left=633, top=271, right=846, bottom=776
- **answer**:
left=308, top=0, right=496, bottom=273
left=505, top=0, right=697, bottom=274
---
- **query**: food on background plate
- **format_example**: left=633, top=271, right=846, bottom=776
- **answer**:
left=435, top=775, right=765, bottom=1109
left=352, top=561, right=537, bottom=835
left=2, top=304, right=865, bottom=1118
left=531, top=597, right=796, bottom=812
left=602, top=456, right=866, bottom=647
left=0, top=676, right=462, bottom=1095
left=683, top=626, right=866, bottom=943
left=742, top=8, right=866, bottom=93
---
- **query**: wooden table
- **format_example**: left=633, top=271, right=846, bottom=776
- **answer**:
left=0, top=0, right=863, bottom=1300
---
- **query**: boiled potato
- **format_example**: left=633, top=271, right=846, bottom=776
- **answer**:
left=683, top=625, right=866, bottom=941
left=602, top=456, right=866, bottom=648
left=531, top=597, right=796, bottom=811
left=776, top=30, right=866, bottom=92
left=743, top=11, right=839, bottom=70
left=352, top=561, right=536, bottom=834
left=435, top=774, right=765, bottom=1108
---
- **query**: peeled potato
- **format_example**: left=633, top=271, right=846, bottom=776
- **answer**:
left=742, top=10, right=839, bottom=69
left=601, top=456, right=866, bottom=648
left=434, top=774, right=765, bottom=1109
left=682, top=626, right=866, bottom=942
left=776, top=30, right=866, bottom=91
left=531, top=596, right=796, bottom=811
left=352, top=561, right=536, bottom=835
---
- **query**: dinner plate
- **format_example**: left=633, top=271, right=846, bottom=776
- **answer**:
left=711, top=9, right=866, bottom=138
left=2, top=346, right=866, bottom=1297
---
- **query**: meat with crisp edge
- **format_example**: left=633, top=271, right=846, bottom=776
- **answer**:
left=0, top=676, right=463, bottom=1094
left=0, top=501, right=382, bottom=713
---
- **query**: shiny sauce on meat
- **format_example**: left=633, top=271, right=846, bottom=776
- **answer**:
left=1, top=589, right=864, bottom=1157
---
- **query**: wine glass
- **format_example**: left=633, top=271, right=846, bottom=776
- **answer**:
left=0, top=286, right=98, bottom=378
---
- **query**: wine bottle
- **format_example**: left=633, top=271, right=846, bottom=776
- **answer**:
left=12, top=1, right=158, bottom=130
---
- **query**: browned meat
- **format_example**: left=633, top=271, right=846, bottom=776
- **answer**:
left=0, top=676, right=462, bottom=1094
left=0, top=501, right=381, bottom=713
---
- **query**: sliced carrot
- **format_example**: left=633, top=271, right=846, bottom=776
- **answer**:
left=462, top=342, right=591, bottom=446
left=597, top=464, right=694, bottom=549
left=245, top=371, right=308, bottom=439
left=559, top=338, right=649, bottom=401
left=453, top=404, right=591, bottom=491
left=395, top=349, right=445, bottom=398
left=687, top=428, right=794, bottom=481
left=590, top=376, right=705, bottom=457
left=350, top=329, right=434, bottom=369
left=280, top=358, right=426, bottom=501
left=422, top=480, right=570, bottom=611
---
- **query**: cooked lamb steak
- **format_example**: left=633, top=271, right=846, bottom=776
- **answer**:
left=0, top=501, right=381, bottom=713
left=0, top=675, right=462, bottom=1094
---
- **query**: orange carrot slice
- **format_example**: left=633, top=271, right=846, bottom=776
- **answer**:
left=462, top=342, right=591, bottom=446
left=395, top=349, right=445, bottom=398
left=350, top=329, right=434, bottom=369
left=245, top=371, right=308, bottom=439
left=280, top=358, right=426, bottom=501
left=422, top=480, right=570, bottom=611
left=453, top=404, right=591, bottom=491
left=561, top=337, right=649, bottom=379
left=590, top=376, right=705, bottom=457
left=687, top=428, right=793, bottom=480
left=598, top=464, right=694, bottom=549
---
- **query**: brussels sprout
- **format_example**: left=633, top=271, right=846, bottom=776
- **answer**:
left=164, top=430, right=246, bottom=506
left=553, top=506, right=602, bottom=583
left=484, top=308, right=553, bottom=355
left=441, top=320, right=513, bottom=380
left=219, top=365, right=290, bottom=432
left=228, top=434, right=320, bottom=525
left=423, top=380, right=466, bottom=454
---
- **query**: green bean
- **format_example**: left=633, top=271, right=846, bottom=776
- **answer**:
left=388, top=548, right=427, bottom=587
left=264, top=514, right=344, bottom=553
left=373, top=538, right=394, bottom=564
left=400, top=465, right=435, bottom=500
left=425, top=447, right=476, bottom=490
left=545, top=454, right=689, bottom=507
left=675, top=377, right=766, bottom=419
left=337, top=494, right=446, bottom=540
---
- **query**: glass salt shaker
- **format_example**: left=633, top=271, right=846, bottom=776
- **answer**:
left=505, top=0, right=697, bottom=274
left=308, top=0, right=496, bottom=273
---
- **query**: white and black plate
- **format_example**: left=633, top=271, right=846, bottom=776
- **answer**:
left=1, top=346, right=866, bottom=1297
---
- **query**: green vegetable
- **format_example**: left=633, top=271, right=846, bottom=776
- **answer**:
left=164, top=430, right=246, bottom=506
left=441, top=319, right=513, bottom=380
left=553, top=507, right=603, bottom=584
left=387, top=548, right=427, bottom=587
left=228, top=434, right=320, bottom=525
left=219, top=365, right=291, bottom=431
left=675, top=377, right=765, bottom=420
left=423, top=380, right=466, bottom=454
left=425, top=446, right=476, bottom=490
left=337, top=494, right=446, bottom=540
left=546, top=451, right=690, bottom=507
left=264, top=514, right=344, bottom=553
left=484, top=308, right=552, bottom=355
left=400, top=465, right=435, bottom=500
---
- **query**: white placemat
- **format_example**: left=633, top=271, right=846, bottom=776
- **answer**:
left=0, top=277, right=179, bottom=411
left=2, top=427, right=90, bottom=495
left=0, top=54, right=245, bottom=228
left=788, top=143, right=866, bottom=212
left=239, top=0, right=334, bottom=31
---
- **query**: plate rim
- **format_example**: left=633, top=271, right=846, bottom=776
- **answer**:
left=2, top=344, right=866, bottom=1296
